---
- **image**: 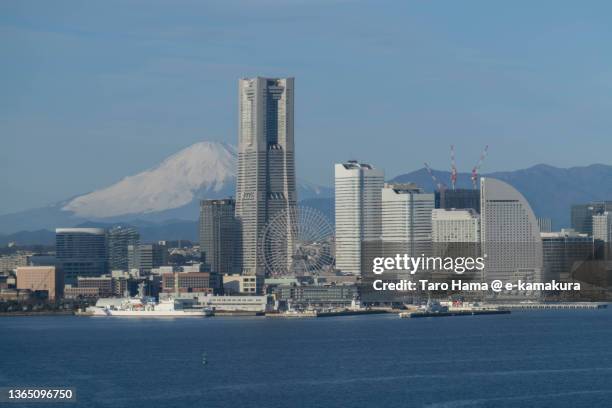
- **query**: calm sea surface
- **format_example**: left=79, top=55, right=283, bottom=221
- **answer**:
left=1, top=310, right=612, bottom=408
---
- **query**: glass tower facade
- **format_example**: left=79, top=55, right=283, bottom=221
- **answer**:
left=55, top=228, right=107, bottom=285
left=107, top=226, right=140, bottom=271
left=199, top=199, right=241, bottom=275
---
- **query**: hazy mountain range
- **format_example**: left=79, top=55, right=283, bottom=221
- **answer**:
left=392, top=163, right=612, bottom=229
left=2, top=140, right=612, bottom=245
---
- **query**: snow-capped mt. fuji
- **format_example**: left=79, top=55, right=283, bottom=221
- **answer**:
left=61, top=141, right=332, bottom=220
left=63, top=142, right=237, bottom=218
left=0, top=140, right=333, bottom=236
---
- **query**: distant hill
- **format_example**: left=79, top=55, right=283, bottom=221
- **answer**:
left=392, top=163, right=612, bottom=229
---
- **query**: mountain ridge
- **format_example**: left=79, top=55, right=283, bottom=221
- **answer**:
left=2, top=138, right=612, bottom=240
left=392, top=163, right=612, bottom=229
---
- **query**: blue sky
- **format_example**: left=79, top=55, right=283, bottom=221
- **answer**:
left=1, top=0, right=612, bottom=215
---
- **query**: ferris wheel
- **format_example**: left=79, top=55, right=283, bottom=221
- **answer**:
left=259, top=206, right=335, bottom=277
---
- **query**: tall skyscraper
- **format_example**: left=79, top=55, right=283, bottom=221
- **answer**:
left=382, top=183, right=434, bottom=257
left=480, top=178, right=543, bottom=285
left=235, top=77, right=297, bottom=276
left=107, top=226, right=140, bottom=271
left=199, top=199, right=241, bottom=274
left=335, top=161, right=384, bottom=274
left=56, top=228, right=107, bottom=285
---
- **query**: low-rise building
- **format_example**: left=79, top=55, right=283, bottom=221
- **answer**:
left=77, top=276, right=114, bottom=298
left=16, top=266, right=62, bottom=301
left=200, top=294, right=271, bottom=312
left=223, top=274, right=263, bottom=295
left=0, top=288, right=33, bottom=301
left=76, top=275, right=139, bottom=298
left=63, top=286, right=100, bottom=300
left=0, top=252, right=32, bottom=273
left=273, top=284, right=358, bottom=308
left=158, top=292, right=271, bottom=312
left=162, top=272, right=219, bottom=294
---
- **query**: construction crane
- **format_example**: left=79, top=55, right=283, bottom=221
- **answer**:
left=450, top=145, right=458, bottom=190
left=424, top=162, right=447, bottom=191
left=471, top=145, right=489, bottom=189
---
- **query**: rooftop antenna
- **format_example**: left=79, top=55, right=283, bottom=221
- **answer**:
left=450, top=145, right=457, bottom=190
left=471, top=145, right=489, bottom=189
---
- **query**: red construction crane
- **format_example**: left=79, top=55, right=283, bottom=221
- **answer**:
left=471, top=145, right=489, bottom=189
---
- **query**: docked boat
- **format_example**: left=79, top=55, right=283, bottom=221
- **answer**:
left=82, top=297, right=213, bottom=317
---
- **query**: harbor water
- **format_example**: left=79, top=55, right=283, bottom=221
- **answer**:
left=1, top=309, right=612, bottom=408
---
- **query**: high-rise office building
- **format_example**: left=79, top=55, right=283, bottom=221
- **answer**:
left=128, top=243, right=168, bottom=275
left=107, top=226, right=140, bottom=271
left=235, top=77, right=297, bottom=276
left=480, top=178, right=543, bottom=285
left=541, top=229, right=593, bottom=281
left=571, top=201, right=612, bottom=235
left=56, top=228, right=107, bottom=285
left=593, top=212, right=612, bottom=259
left=593, top=212, right=612, bottom=243
left=435, top=189, right=480, bottom=213
left=432, top=208, right=480, bottom=243
left=199, top=199, right=241, bottom=274
left=382, top=183, right=434, bottom=256
left=335, top=161, right=384, bottom=274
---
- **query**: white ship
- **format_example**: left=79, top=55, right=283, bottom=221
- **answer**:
left=81, top=276, right=212, bottom=318
left=84, top=297, right=213, bottom=317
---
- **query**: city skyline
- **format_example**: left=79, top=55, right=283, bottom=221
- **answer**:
left=3, top=1, right=612, bottom=214
left=3, top=4, right=612, bottom=407
left=0, top=3, right=611, bottom=289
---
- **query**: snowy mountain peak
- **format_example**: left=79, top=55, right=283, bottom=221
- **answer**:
left=63, top=141, right=237, bottom=218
